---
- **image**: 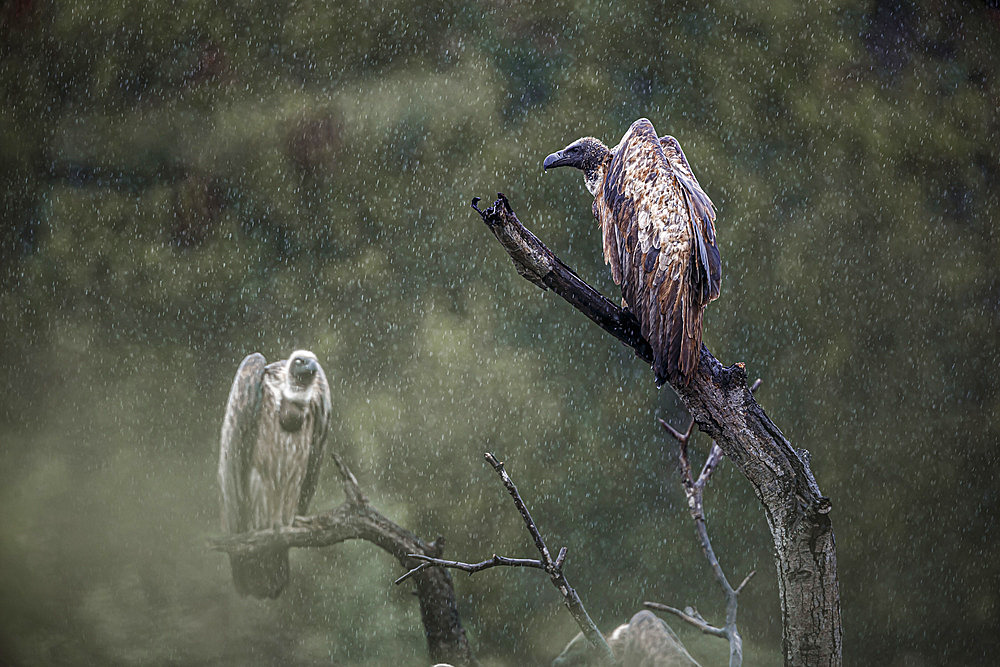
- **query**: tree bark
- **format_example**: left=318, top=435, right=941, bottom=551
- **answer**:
left=472, top=193, right=843, bottom=667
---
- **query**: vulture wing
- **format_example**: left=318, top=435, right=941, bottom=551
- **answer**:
left=218, top=353, right=266, bottom=534
left=659, top=135, right=721, bottom=304
left=297, top=365, right=332, bottom=516
left=595, top=118, right=720, bottom=386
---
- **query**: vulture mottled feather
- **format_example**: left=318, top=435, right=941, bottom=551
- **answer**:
left=553, top=610, right=701, bottom=666
left=218, top=350, right=331, bottom=598
left=544, top=118, right=721, bottom=386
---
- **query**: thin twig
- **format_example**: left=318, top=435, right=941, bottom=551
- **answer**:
left=331, top=451, right=367, bottom=506
left=735, top=570, right=756, bottom=595
left=392, top=561, right=434, bottom=584
left=642, top=601, right=727, bottom=638
left=483, top=452, right=554, bottom=567
left=697, top=444, right=725, bottom=488
left=658, top=418, right=690, bottom=443
left=554, top=547, right=568, bottom=570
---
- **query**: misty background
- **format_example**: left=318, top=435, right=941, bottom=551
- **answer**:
left=1, top=0, right=997, bottom=664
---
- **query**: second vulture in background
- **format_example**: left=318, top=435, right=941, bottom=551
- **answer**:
left=218, top=350, right=332, bottom=598
left=544, top=118, right=722, bottom=387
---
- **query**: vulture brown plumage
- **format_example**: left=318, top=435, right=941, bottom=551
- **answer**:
left=544, top=118, right=721, bottom=386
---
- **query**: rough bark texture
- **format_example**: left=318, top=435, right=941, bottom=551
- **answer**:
left=473, top=193, right=842, bottom=667
left=210, top=459, right=477, bottom=667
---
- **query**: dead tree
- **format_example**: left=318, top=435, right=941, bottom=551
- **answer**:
left=471, top=193, right=842, bottom=667
left=210, top=453, right=477, bottom=667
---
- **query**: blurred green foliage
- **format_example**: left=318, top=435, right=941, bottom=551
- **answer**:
left=1, top=0, right=997, bottom=664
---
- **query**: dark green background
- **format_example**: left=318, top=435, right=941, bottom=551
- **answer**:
left=1, top=1, right=996, bottom=664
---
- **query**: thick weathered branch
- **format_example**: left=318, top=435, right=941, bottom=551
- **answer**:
left=395, top=452, right=615, bottom=665
left=209, top=455, right=477, bottom=667
left=473, top=194, right=842, bottom=667
left=472, top=195, right=653, bottom=362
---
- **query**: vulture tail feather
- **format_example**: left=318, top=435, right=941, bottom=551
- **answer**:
left=680, top=295, right=704, bottom=385
left=230, top=549, right=290, bottom=599
left=653, top=272, right=703, bottom=388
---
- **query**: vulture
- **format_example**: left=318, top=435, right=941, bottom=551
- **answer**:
left=544, top=118, right=721, bottom=386
left=218, top=350, right=332, bottom=598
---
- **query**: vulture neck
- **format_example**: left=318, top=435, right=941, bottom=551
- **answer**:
left=282, top=380, right=313, bottom=407
left=583, top=153, right=611, bottom=197
left=584, top=168, right=603, bottom=197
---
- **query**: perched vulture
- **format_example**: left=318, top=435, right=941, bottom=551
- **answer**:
left=544, top=119, right=721, bottom=386
left=552, top=610, right=701, bottom=666
left=218, top=350, right=332, bottom=598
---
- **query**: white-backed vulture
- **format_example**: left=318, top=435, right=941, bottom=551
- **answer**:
left=218, top=350, right=331, bottom=598
left=544, top=119, right=722, bottom=386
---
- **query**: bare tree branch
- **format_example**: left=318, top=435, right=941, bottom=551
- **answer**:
left=209, top=454, right=477, bottom=667
left=659, top=418, right=692, bottom=444
left=471, top=195, right=653, bottom=362
left=395, top=553, right=547, bottom=585
left=484, top=453, right=611, bottom=662
left=472, top=193, right=842, bottom=667
left=642, top=601, right=727, bottom=638
left=331, top=450, right=366, bottom=506
left=735, top=570, right=756, bottom=595
left=395, top=452, right=615, bottom=665
left=484, top=452, right=555, bottom=567
left=696, top=444, right=725, bottom=487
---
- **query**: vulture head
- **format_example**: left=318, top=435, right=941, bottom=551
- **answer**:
left=543, top=137, right=610, bottom=195
left=286, top=349, right=321, bottom=396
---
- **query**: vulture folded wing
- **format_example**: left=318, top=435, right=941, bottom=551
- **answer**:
left=659, top=135, right=721, bottom=303
left=595, top=118, right=707, bottom=385
left=297, top=366, right=332, bottom=516
left=218, top=353, right=267, bottom=534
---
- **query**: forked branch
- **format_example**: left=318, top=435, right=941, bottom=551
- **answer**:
left=395, top=452, right=615, bottom=664
left=646, top=378, right=763, bottom=667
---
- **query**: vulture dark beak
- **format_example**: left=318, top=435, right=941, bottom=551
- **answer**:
left=543, top=151, right=568, bottom=170
left=291, top=357, right=318, bottom=384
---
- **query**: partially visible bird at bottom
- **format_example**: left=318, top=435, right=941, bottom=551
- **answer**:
left=552, top=610, right=701, bottom=666
left=217, top=350, right=332, bottom=598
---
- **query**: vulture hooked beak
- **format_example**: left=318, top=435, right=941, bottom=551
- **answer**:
left=543, top=150, right=570, bottom=170
left=290, top=356, right=319, bottom=385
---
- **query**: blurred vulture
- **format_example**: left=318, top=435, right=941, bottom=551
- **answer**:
left=544, top=119, right=721, bottom=386
left=218, top=350, right=331, bottom=598
left=552, top=610, right=701, bottom=666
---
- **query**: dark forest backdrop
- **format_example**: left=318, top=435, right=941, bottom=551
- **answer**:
left=1, top=0, right=997, bottom=664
